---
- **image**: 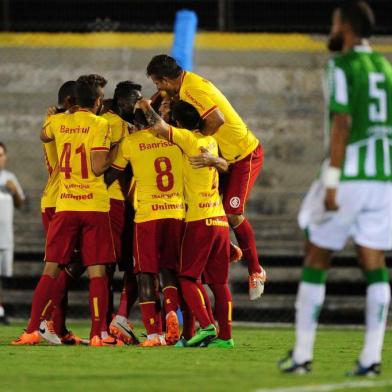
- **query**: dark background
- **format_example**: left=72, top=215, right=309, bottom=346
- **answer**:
left=1, top=0, right=392, bottom=33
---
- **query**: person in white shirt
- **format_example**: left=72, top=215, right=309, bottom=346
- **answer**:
left=0, top=142, right=25, bottom=324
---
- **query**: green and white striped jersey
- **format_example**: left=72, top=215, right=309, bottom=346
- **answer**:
left=325, top=45, right=392, bottom=182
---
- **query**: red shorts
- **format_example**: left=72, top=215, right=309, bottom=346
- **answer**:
left=109, top=199, right=134, bottom=272
left=220, top=144, right=263, bottom=215
left=41, top=207, right=56, bottom=235
left=133, top=218, right=184, bottom=274
left=179, top=217, right=230, bottom=284
left=45, top=211, right=116, bottom=267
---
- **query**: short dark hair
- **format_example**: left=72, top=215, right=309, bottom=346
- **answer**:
left=172, top=101, right=202, bottom=130
left=57, top=81, right=76, bottom=106
left=0, top=142, right=6, bottom=153
left=146, top=55, right=183, bottom=80
left=75, top=74, right=107, bottom=108
left=339, top=1, right=375, bottom=38
left=113, top=81, right=142, bottom=100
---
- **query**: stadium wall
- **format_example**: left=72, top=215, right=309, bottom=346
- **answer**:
left=1, top=33, right=392, bottom=256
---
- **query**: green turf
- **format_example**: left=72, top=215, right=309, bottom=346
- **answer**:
left=0, top=323, right=391, bottom=392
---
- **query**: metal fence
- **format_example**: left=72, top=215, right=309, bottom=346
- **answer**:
left=1, top=18, right=391, bottom=323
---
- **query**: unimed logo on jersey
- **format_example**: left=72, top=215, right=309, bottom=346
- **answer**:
left=230, top=197, right=241, bottom=209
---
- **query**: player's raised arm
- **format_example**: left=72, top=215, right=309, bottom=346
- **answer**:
left=136, top=98, right=170, bottom=139
left=200, top=107, right=224, bottom=136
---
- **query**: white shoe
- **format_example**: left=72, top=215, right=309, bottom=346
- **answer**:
left=109, top=315, right=139, bottom=345
left=248, top=268, right=267, bottom=301
left=39, top=320, right=62, bottom=345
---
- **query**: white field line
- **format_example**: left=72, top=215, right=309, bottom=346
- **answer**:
left=254, top=379, right=392, bottom=392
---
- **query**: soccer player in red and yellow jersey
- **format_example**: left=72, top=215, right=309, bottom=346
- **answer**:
left=147, top=55, right=266, bottom=301
left=105, top=112, right=185, bottom=347
left=12, top=75, right=120, bottom=346
left=137, top=98, right=234, bottom=348
left=102, top=81, right=142, bottom=344
left=39, top=81, right=87, bottom=345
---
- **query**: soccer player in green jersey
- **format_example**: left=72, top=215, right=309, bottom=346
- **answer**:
left=279, top=1, right=391, bottom=376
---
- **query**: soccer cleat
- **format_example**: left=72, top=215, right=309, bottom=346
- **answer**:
left=165, top=310, right=180, bottom=345
left=346, top=362, right=381, bottom=377
left=139, top=334, right=167, bottom=347
left=230, top=242, right=243, bottom=264
left=11, top=330, right=41, bottom=345
left=278, top=351, right=312, bottom=374
left=249, top=268, right=267, bottom=301
left=61, top=331, right=89, bottom=345
left=174, top=337, right=188, bottom=348
left=89, top=335, right=125, bottom=347
left=109, top=315, right=139, bottom=345
left=39, top=320, right=62, bottom=345
left=206, top=338, right=235, bottom=348
left=186, top=324, right=217, bottom=347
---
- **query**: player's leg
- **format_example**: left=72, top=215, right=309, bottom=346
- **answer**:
left=0, top=249, right=12, bottom=325
left=203, top=220, right=233, bottom=348
left=347, top=246, right=390, bottom=376
left=348, top=184, right=392, bottom=375
left=178, top=221, right=217, bottom=347
left=222, top=145, right=265, bottom=300
left=79, top=212, right=120, bottom=346
left=134, top=220, right=166, bottom=346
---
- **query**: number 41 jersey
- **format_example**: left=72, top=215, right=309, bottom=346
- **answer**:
left=43, top=109, right=111, bottom=212
left=112, top=129, right=185, bottom=223
left=326, top=45, right=392, bottom=182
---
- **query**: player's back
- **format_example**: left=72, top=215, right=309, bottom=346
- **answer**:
left=45, top=109, right=111, bottom=212
left=118, top=129, right=184, bottom=223
left=170, top=127, right=225, bottom=222
left=180, top=72, right=259, bottom=163
left=330, top=47, right=392, bottom=181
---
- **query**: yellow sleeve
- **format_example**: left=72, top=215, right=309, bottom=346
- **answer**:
left=91, top=121, right=111, bottom=152
left=43, top=118, right=54, bottom=140
left=182, top=88, right=218, bottom=119
left=111, top=119, right=126, bottom=145
left=169, top=126, right=197, bottom=155
left=112, top=138, right=129, bottom=171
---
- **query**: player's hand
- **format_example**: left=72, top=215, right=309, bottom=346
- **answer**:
left=189, top=147, right=215, bottom=168
left=46, top=106, right=58, bottom=116
left=324, top=188, right=339, bottom=211
left=134, top=98, right=151, bottom=111
left=5, top=180, right=18, bottom=195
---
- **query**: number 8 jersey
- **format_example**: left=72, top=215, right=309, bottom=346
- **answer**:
left=326, top=45, right=392, bottom=182
left=42, top=109, right=111, bottom=212
left=112, top=129, right=185, bottom=223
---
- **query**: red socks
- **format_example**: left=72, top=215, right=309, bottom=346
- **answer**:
left=51, top=270, right=72, bottom=336
left=140, top=301, right=161, bottom=335
left=27, top=274, right=56, bottom=333
left=89, top=276, right=109, bottom=339
left=233, top=218, right=262, bottom=274
left=117, top=273, right=138, bottom=318
left=209, top=284, right=233, bottom=340
left=196, top=282, right=215, bottom=325
left=162, top=286, right=179, bottom=314
left=179, top=278, right=212, bottom=329
left=181, top=304, right=195, bottom=340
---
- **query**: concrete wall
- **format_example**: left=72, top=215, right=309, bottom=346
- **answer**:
left=1, top=43, right=390, bottom=254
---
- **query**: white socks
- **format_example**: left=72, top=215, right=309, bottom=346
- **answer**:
left=0, top=305, right=4, bottom=317
left=360, top=282, right=391, bottom=367
left=293, top=282, right=326, bottom=364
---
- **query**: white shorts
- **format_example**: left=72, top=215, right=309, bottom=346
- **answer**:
left=298, top=180, right=392, bottom=251
left=0, top=248, right=13, bottom=277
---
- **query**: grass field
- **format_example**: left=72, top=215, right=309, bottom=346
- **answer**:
left=0, top=323, right=391, bottom=392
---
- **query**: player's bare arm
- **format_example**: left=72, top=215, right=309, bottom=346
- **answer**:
left=324, top=113, right=350, bottom=211
left=200, top=109, right=224, bottom=136
left=189, top=146, right=228, bottom=173
left=104, top=167, right=122, bottom=187
left=91, top=150, right=113, bottom=176
left=5, top=180, right=24, bottom=208
left=136, top=98, right=170, bottom=138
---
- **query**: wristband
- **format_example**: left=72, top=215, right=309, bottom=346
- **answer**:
left=322, top=166, right=341, bottom=188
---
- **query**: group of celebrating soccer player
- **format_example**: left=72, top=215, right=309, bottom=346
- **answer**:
left=11, top=54, right=266, bottom=348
